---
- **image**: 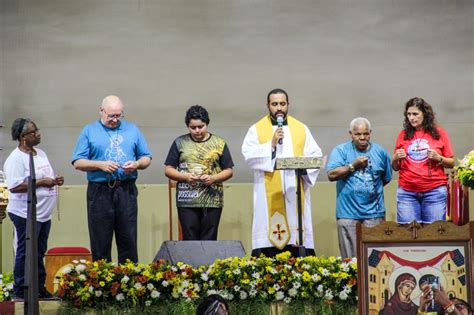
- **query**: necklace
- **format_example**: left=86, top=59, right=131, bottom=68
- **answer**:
left=101, top=121, right=120, bottom=143
left=414, top=130, right=426, bottom=152
left=100, top=121, right=121, bottom=185
left=351, top=142, right=379, bottom=209
left=413, top=130, right=432, bottom=177
left=352, top=142, right=372, bottom=174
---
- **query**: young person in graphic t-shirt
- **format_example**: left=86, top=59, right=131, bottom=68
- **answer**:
left=392, top=97, right=455, bottom=224
left=164, top=105, right=234, bottom=240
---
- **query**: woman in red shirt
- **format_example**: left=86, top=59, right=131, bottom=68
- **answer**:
left=392, top=97, right=455, bottom=224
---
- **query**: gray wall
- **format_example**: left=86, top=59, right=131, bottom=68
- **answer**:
left=1, top=0, right=472, bottom=184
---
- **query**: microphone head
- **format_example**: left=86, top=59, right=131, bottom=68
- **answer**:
left=276, top=116, right=284, bottom=127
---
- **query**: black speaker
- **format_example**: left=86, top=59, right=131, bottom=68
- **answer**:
left=153, top=240, right=246, bottom=267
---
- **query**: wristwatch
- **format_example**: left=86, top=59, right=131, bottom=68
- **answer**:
left=348, top=163, right=355, bottom=173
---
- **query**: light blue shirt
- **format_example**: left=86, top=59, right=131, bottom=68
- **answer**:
left=71, top=120, right=152, bottom=182
left=326, top=141, right=392, bottom=219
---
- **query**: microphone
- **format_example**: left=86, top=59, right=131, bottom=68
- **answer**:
left=430, top=277, right=439, bottom=311
left=277, top=116, right=284, bottom=145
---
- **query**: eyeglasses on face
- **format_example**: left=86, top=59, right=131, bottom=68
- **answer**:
left=22, top=129, right=40, bottom=136
left=102, top=109, right=124, bottom=120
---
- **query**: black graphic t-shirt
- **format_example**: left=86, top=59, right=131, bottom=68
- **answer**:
left=164, top=133, right=234, bottom=208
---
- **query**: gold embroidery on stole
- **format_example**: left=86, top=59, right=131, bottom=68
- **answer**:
left=256, top=115, right=306, bottom=249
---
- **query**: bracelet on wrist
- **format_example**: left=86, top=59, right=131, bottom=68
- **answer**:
left=443, top=301, right=456, bottom=313
left=438, top=156, right=444, bottom=165
left=348, top=163, right=355, bottom=173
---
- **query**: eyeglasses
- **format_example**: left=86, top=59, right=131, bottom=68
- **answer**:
left=22, top=129, right=40, bottom=136
left=102, top=110, right=124, bottom=121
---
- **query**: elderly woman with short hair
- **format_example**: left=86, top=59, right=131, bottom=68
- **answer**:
left=3, top=118, right=64, bottom=300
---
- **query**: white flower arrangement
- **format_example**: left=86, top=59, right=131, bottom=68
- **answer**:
left=0, top=253, right=358, bottom=313
left=456, top=150, right=474, bottom=188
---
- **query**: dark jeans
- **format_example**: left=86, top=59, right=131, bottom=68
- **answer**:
left=177, top=207, right=222, bottom=240
left=87, top=181, right=138, bottom=263
left=9, top=213, right=51, bottom=297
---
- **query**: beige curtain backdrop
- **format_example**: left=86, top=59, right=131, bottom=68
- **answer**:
left=0, top=0, right=472, bottom=271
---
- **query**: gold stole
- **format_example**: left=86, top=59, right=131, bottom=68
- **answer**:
left=256, top=115, right=306, bottom=249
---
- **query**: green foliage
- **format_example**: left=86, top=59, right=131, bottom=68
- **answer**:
left=455, top=150, right=474, bottom=188
left=0, top=272, right=14, bottom=301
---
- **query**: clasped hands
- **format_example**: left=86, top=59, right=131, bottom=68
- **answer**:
left=393, top=148, right=441, bottom=162
left=186, top=173, right=215, bottom=186
left=99, top=160, right=140, bottom=174
left=41, top=175, right=64, bottom=188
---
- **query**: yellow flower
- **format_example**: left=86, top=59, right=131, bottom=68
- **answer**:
left=268, top=287, right=276, bottom=294
left=330, top=271, right=349, bottom=279
left=275, top=251, right=291, bottom=261
left=302, top=271, right=311, bottom=282
left=155, top=272, right=163, bottom=280
left=99, top=281, right=105, bottom=287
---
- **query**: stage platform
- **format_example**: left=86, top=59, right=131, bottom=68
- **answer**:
left=0, top=300, right=62, bottom=315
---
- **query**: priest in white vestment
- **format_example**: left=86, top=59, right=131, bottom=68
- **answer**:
left=242, top=88, right=323, bottom=257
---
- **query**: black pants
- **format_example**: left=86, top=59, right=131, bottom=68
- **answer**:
left=251, top=245, right=315, bottom=258
left=9, top=213, right=51, bottom=297
left=177, top=207, right=222, bottom=240
left=87, top=181, right=138, bottom=263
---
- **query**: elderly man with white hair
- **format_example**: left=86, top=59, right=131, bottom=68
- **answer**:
left=326, top=117, right=392, bottom=258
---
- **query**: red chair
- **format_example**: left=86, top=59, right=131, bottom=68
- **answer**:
left=45, top=247, right=92, bottom=293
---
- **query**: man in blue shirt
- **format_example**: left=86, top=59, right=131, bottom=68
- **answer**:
left=72, top=95, right=152, bottom=263
left=327, top=117, right=391, bottom=258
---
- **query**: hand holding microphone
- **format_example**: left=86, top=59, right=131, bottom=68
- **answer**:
left=277, top=116, right=284, bottom=145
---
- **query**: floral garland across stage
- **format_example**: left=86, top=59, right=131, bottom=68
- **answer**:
left=0, top=252, right=358, bottom=314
